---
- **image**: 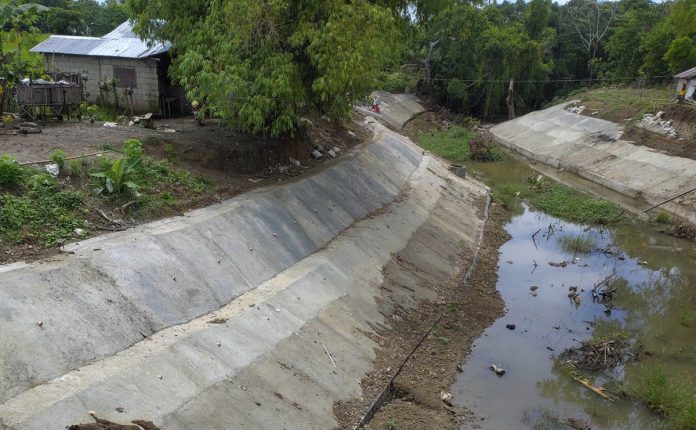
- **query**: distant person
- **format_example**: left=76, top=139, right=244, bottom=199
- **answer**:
left=191, top=100, right=203, bottom=126
left=371, top=95, right=380, bottom=114
left=678, top=83, right=687, bottom=102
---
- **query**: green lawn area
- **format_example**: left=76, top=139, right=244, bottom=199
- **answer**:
left=414, top=126, right=473, bottom=163
left=569, top=86, right=673, bottom=124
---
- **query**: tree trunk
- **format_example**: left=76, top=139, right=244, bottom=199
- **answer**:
left=506, top=78, right=515, bottom=120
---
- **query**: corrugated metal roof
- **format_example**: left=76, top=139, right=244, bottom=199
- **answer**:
left=30, top=21, right=170, bottom=59
left=675, top=67, right=696, bottom=79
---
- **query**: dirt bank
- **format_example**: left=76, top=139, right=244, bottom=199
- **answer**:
left=333, top=203, right=509, bottom=430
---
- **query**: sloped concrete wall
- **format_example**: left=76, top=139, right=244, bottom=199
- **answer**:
left=491, top=103, right=696, bottom=223
left=0, top=120, right=489, bottom=429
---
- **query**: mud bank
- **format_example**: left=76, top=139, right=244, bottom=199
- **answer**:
left=0, top=118, right=489, bottom=429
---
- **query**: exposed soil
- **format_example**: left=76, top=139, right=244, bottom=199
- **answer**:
left=68, top=414, right=160, bottom=430
left=333, top=203, right=509, bottom=430
left=574, top=100, right=696, bottom=160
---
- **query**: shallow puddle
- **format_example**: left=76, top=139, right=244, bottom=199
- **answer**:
left=453, top=203, right=696, bottom=429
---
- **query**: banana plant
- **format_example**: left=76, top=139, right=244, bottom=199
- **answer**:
left=90, top=157, right=141, bottom=195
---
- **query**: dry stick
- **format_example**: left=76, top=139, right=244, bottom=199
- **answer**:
left=323, top=344, right=336, bottom=368
left=19, top=151, right=109, bottom=166
left=643, top=187, right=696, bottom=213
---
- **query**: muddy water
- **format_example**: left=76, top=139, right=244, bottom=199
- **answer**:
left=453, top=162, right=696, bottom=430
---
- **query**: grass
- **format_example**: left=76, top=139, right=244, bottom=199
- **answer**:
left=0, top=169, right=85, bottom=246
left=415, top=126, right=473, bottom=163
left=632, top=365, right=696, bottom=429
left=532, top=183, right=624, bottom=224
left=570, top=86, right=673, bottom=125
left=655, top=211, right=672, bottom=224
left=488, top=179, right=624, bottom=224
left=560, top=234, right=596, bottom=253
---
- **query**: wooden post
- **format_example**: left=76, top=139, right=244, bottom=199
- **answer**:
left=506, top=78, right=515, bottom=120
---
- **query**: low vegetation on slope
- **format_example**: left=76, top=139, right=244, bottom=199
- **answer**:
left=0, top=139, right=211, bottom=259
left=412, top=123, right=624, bottom=225
left=563, top=86, right=674, bottom=125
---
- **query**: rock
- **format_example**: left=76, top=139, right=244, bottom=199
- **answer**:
left=128, top=121, right=135, bottom=126
left=505, top=324, right=516, bottom=330
left=45, top=163, right=60, bottom=177
left=328, top=149, right=337, bottom=158
left=73, top=228, right=87, bottom=237
left=332, top=146, right=341, bottom=155
left=530, top=285, right=539, bottom=292
left=19, top=122, right=39, bottom=128
left=348, top=131, right=356, bottom=138
left=103, top=122, right=118, bottom=128
left=311, top=149, right=323, bottom=159
left=548, top=261, right=568, bottom=268
left=278, top=165, right=290, bottom=174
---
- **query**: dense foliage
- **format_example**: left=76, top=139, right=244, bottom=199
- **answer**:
left=129, top=0, right=401, bottom=136
left=411, top=0, right=695, bottom=117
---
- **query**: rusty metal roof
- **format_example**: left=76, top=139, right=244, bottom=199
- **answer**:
left=30, top=21, right=170, bottom=59
left=675, top=67, right=696, bottom=80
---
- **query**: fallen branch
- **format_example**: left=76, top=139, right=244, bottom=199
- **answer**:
left=19, top=151, right=111, bottom=166
left=571, top=373, right=614, bottom=401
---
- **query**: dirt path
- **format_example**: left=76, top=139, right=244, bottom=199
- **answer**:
left=334, top=203, right=509, bottom=430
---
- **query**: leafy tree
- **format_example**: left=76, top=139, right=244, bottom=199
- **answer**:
left=664, top=36, right=696, bottom=72
left=603, top=6, right=661, bottom=79
left=42, top=7, right=85, bottom=35
left=129, top=0, right=400, bottom=136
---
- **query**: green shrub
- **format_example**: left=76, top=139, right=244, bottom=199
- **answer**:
left=468, top=136, right=506, bottom=162
left=68, top=159, right=82, bottom=177
left=655, top=211, right=672, bottom=224
left=90, top=157, right=142, bottom=195
left=0, top=155, right=23, bottom=186
left=123, top=139, right=144, bottom=160
left=377, top=72, right=408, bottom=93
left=50, top=149, right=66, bottom=169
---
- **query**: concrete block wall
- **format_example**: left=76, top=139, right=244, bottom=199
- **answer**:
left=45, top=54, right=161, bottom=113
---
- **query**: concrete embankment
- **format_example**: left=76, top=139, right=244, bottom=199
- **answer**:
left=0, top=117, right=488, bottom=429
left=491, top=103, right=696, bottom=223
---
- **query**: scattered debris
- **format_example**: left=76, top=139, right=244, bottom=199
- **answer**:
left=311, top=149, right=323, bottom=159
left=45, top=163, right=60, bottom=177
left=566, top=105, right=586, bottom=115
left=323, top=344, right=336, bottom=367
left=562, top=334, right=629, bottom=371
left=73, top=228, right=87, bottom=237
left=638, top=111, right=678, bottom=138
left=490, top=364, right=506, bottom=376
left=289, top=157, right=301, bottom=167
left=103, top=122, right=118, bottom=128
left=440, top=391, right=453, bottom=406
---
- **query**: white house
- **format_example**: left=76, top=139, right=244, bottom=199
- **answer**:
left=675, top=67, right=696, bottom=101
left=30, top=21, right=180, bottom=113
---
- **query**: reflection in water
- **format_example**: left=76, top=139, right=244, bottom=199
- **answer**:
left=453, top=205, right=696, bottom=430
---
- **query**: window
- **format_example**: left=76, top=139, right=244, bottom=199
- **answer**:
left=113, top=66, right=137, bottom=89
